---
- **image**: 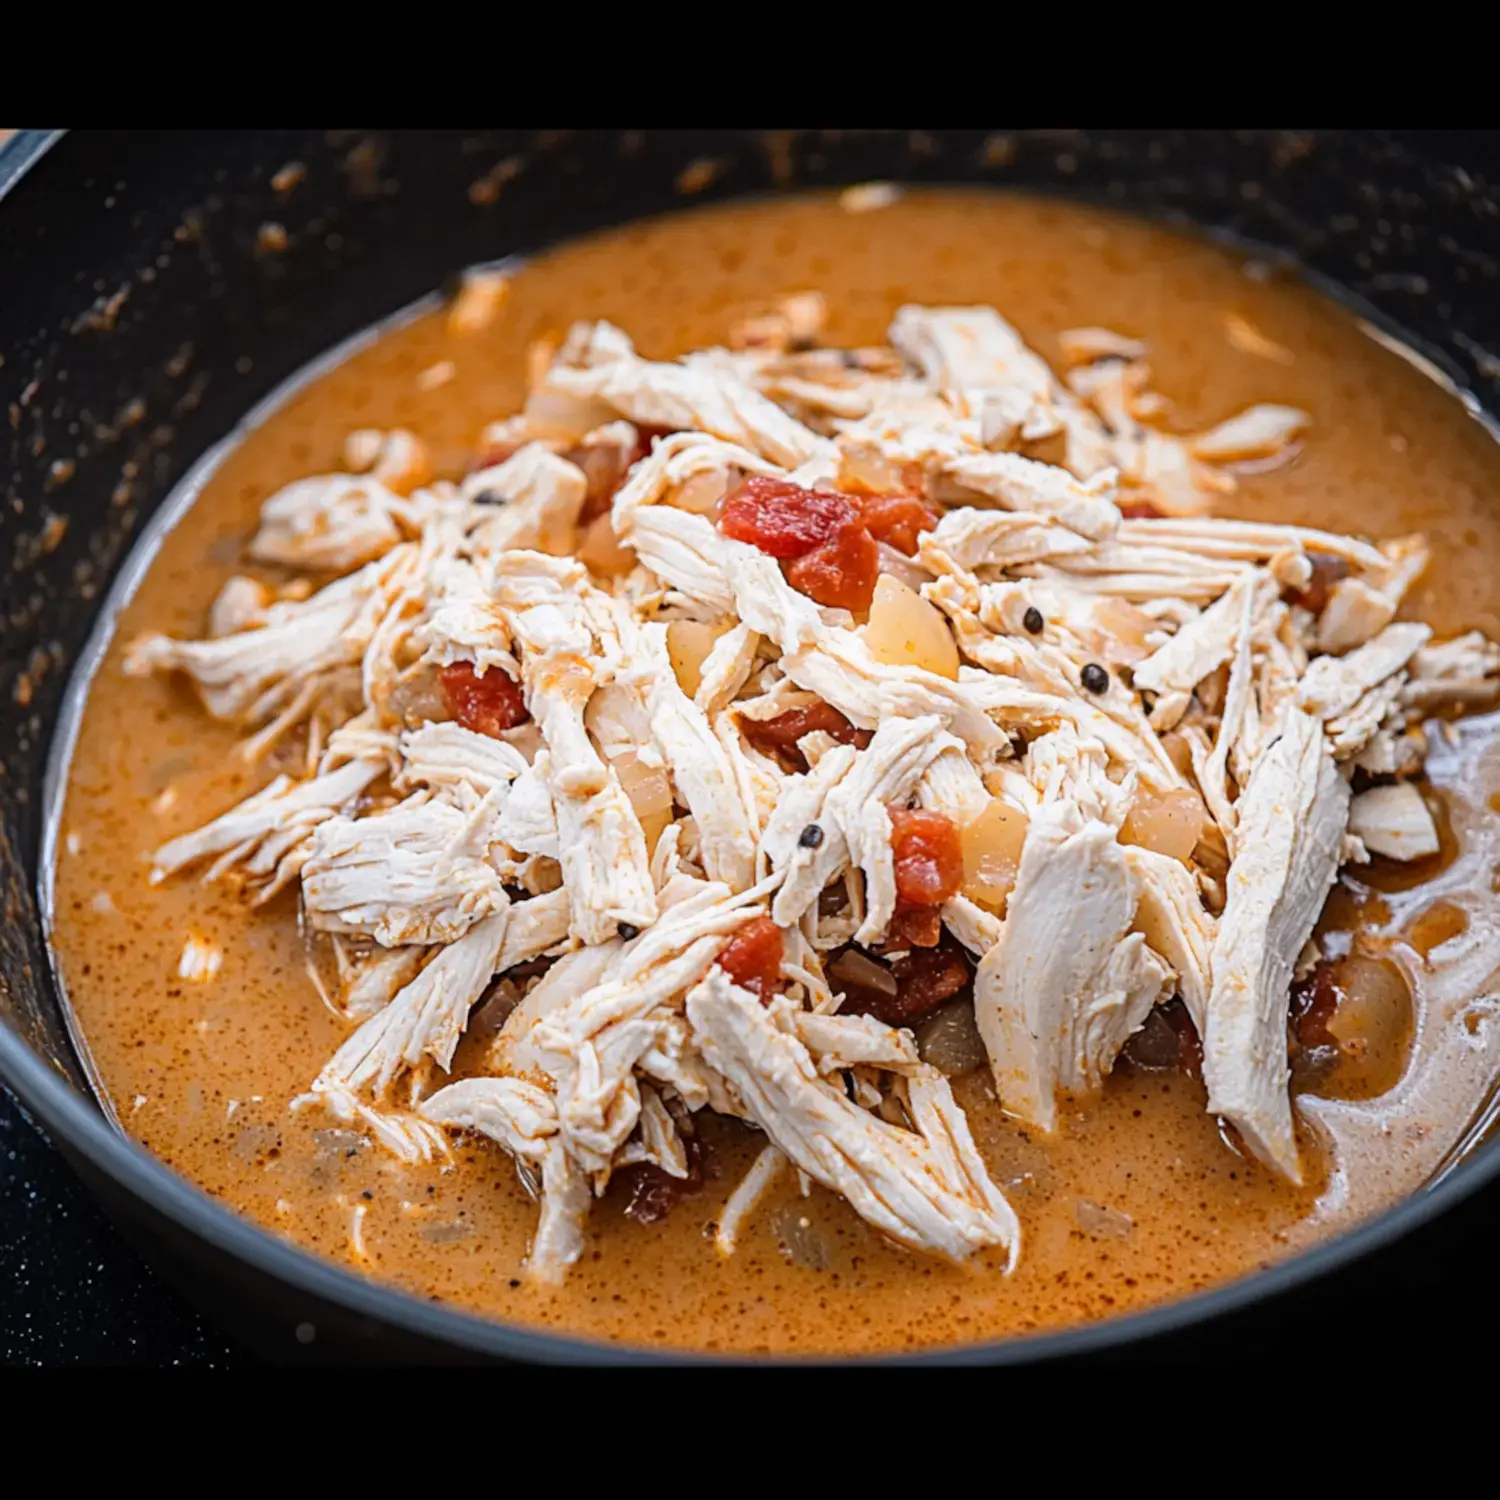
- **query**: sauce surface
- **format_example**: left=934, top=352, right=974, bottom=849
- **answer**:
left=49, top=189, right=1500, bottom=1355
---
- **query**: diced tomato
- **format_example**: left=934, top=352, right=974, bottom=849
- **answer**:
left=1117, top=497, right=1164, bottom=520
left=784, top=519, right=880, bottom=611
left=740, top=700, right=874, bottom=763
left=715, top=916, right=784, bottom=1000
left=889, top=806, right=964, bottom=909
left=571, top=424, right=675, bottom=523
left=1286, top=551, right=1350, bottom=615
left=843, top=936, right=972, bottom=1026
left=437, top=661, right=530, bottom=737
left=888, top=938, right=972, bottom=1019
left=618, top=1135, right=704, bottom=1225
left=885, top=905, right=944, bottom=949
left=1163, top=997, right=1205, bottom=1079
left=1290, top=963, right=1341, bottom=1050
left=873, top=807, right=963, bottom=950
left=718, top=477, right=884, bottom=611
left=858, top=493, right=938, bottom=556
left=1287, top=961, right=1342, bottom=1089
left=718, top=476, right=860, bottom=559
left=1119, top=997, right=1203, bottom=1078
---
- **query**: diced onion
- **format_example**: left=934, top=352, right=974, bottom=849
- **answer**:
left=861, top=574, right=959, bottom=680
left=578, top=513, right=635, bottom=578
left=916, top=1001, right=987, bottom=1076
left=667, top=619, right=732, bottom=698
left=613, top=748, right=673, bottom=851
left=960, top=798, right=1029, bottom=912
left=1160, top=729, right=1195, bottom=779
left=828, top=948, right=898, bottom=998
left=1120, top=787, right=1206, bottom=865
left=576, top=507, right=636, bottom=570
left=672, top=470, right=731, bottom=517
left=385, top=667, right=451, bottom=728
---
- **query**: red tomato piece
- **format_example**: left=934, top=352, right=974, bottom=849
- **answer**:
left=1164, top=997, right=1205, bottom=1079
left=740, top=701, right=874, bottom=764
left=889, top=806, right=964, bottom=909
left=784, top=519, right=879, bottom=611
left=715, top=916, right=784, bottom=1000
left=718, top=477, right=860, bottom=559
left=841, top=936, right=972, bottom=1026
left=858, top=493, right=938, bottom=556
left=885, top=905, right=945, bottom=949
left=437, top=661, right=530, bottom=737
left=617, top=1136, right=704, bottom=1225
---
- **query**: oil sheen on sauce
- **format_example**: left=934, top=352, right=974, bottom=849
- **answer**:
left=49, top=190, right=1500, bottom=1356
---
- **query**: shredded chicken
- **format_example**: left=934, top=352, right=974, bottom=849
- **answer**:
left=687, top=973, right=1020, bottom=1265
left=1203, top=707, right=1349, bottom=1181
left=129, top=288, right=1500, bottom=1281
left=974, top=793, right=1172, bottom=1131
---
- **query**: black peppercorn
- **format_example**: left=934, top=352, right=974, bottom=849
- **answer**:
left=798, top=823, right=825, bottom=849
left=472, top=489, right=508, bottom=507
left=1081, top=662, right=1109, bottom=693
left=617, top=922, right=640, bottom=941
left=1022, top=606, right=1044, bottom=634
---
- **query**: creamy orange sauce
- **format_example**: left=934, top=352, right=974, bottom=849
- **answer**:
left=48, top=189, right=1500, bottom=1355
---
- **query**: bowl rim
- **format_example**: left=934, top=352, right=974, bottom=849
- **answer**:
left=4, top=125, right=1500, bottom=1365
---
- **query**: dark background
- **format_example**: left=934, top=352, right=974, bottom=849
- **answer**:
left=2, top=1088, right=246, bottom=1364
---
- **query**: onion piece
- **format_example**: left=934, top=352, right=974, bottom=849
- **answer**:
left=1119, top=787, right=1206, bottom=865
left=578, top=512, right=635, bottom=577
left=916, top=1000, right=987, bottom=1076
left=828, top=947, right=898, bottom=998
left=667, top=619, right=732, bottom=699
left=613, top=747, right=673, bottom=851
left=672, top=469, right=731, bottom=517
left=960, top=798, right=1029, bottom=912
left=861, top=573, right=959, bottom=679
left=875, top=541, right=932, bottom=592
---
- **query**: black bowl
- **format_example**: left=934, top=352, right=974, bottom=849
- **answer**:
left=5, top=128, right=1500, bottom=1365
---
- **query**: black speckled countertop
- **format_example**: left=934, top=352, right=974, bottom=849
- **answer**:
left=1, top=1085, right=250, bottom=1367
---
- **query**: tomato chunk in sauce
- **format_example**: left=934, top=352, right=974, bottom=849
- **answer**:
left=1121, top=997, right=1203, bottom=1078
left=716, top=917, right=784, bottom=999
left=858, top=493, right=938, bottom=555
left=571, top=424, right=675, bottom=523
left=842, top=937, right=973, bottom=1027
left=616, top=1135, right=704, bottom=1225
left=785, top=520, right=879, bottom=611
left=740, top=700, right=873, bottom=763
left=890, top=805, right=964, bottom=921
left=437, top=661, right=530, bottom=737
left=719, top=476, right=859, bottom=556
left=719, top=477, right=880, bottom=611
left=884, top=905, right=945, bottom=949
